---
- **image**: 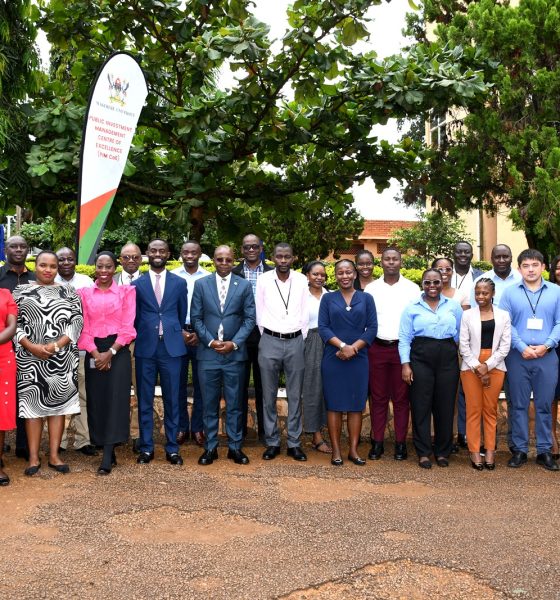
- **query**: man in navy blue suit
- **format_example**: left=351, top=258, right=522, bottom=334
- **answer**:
left=132, top=239, right=188, bottom=465
left=190, top=245, right=256, bottom=465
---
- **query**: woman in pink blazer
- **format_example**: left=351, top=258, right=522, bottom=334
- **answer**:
left=459, top=278, right=511, bottom=470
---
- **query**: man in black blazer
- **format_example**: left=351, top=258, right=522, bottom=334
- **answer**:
left=191, top=245, right=255, bottom=465
left=132, top=239, right=188, bottom=465
left=232, top=234, right=272, bottom=442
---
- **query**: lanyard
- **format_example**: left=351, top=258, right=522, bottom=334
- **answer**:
left=275, top=280, right=292, bottom=315
left=522, top=286, right=544, bottom=316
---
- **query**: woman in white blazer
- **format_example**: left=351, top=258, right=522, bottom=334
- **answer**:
left=459, top=278, right=511, bottom=470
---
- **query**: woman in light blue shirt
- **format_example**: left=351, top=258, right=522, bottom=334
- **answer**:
left=399, top=269, right=463, bottom=469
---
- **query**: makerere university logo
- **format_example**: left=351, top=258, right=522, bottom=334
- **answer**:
left=107, top=73, right=129, bottom=106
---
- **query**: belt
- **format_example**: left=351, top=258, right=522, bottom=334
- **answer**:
left=375, top=337, right=398, bottom=347
left=263, top=328, right=302, bottom=340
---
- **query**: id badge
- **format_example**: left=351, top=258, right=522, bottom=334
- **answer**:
left=527, top=317, right=543, bottom=330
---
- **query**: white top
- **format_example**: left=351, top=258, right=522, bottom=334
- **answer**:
left=307, top=288, right=328, bottom=329
left=55, top=272, right=94, bottom=290
left=116, top=270, right=141, bottom=285
left=171, top=264, right=211, bottom=323
left=148, top=268, right=167, bottom=297
left=215, top=272, right=232, bottom=299
left=446, top=286, right=469, bottom=308
left=364, top=275, right=420, bottom=341
left=256, top=269, right=309, bottom=337
left=451, top=267, right=476, bottom=298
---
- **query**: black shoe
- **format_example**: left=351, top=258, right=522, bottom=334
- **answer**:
left=24, top=462, right=41, bottom=476
left=331, top=457, right=343, bottom=466
left=97, top=466, right=112, bottom=476
left=536, top=452, right=560, bottom=471
left=456, top=433, right=467, bottom=448
left=507, top=451, right=528, bottom=468
left=198, top=448, right=218, bottom=465
left=287, top=446, right=307, bottom=461
left=471, top=460, right=484, bottom=471
left=15, top=447, right=29, bottom=461
left=368, top=441, right=384, bottom=460
left=227, top=449, right=249, bottom=465
left=436, top=456, right=449, bottom=468
left=450, top=443, right=459, bottom=454
left=484, top=462, right=495, bottom=471
left=262, top=446, right=281, bottom=461
left=418, top=457, right=432, bottom=469
left=48, top=462, right=70, bottom=474
left=165, top=452, right=184, bottom=465
left=76, top=445, right=99, bottom=456
left=137, top=451, right=154, bottom=464
left=394, top=442, right=408, bottom=461
left=347, top=454, right=366, bottom=466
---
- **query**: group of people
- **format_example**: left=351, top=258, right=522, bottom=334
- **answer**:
left=0, top=234, right=558, bottom=486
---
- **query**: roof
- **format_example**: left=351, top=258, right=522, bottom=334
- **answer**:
left=358, top=220, right=417, bottom=240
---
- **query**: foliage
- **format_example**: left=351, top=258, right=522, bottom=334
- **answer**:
left=0, top=0, right=40, bottom=209
left=403, top=0, right=560, bottom=257
left=17, top=0, right=491, bottom=259
left=388, top=210, right=473, bottom=261
left=19, top=216, right=54, bottom=249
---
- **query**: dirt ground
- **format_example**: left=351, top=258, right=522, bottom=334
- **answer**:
left=0, top=435, right=559, bottom=600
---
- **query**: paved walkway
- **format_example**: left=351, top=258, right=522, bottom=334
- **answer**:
left=1, top=438, right=558, bottom=599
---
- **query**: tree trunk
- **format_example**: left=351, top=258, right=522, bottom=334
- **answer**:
left=189, top=205, right=204, bottom=241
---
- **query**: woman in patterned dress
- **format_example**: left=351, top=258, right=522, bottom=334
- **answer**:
left=13, top=251, right=83, bottom=476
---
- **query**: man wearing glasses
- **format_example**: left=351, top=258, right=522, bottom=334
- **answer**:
left=232, top=234, right=272, bottom=442
left=114, top=244, right=143, bottom=285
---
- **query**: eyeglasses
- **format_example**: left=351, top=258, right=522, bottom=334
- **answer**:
left=121, top=255, right=141, bottom=261
left=242, top=244, right=260, bottom=251
left=436, top=267, right=452, bottom=273
left=422, top=280, right=442, bottom=286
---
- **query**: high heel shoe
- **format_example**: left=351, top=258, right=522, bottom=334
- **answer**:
left=484, top=462, right=496, bottom=470
left=347, top=455, right=366, bottom=466
left=471, top=460, right=484, bottom=471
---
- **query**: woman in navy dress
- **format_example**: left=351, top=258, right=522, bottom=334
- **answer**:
left=319, top=260, right=377, bottom=466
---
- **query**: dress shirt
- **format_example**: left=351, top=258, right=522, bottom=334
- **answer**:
left=116, top=270, right=141, bottom=285
left=398, top=295, right=463, bottom=363
left=256, top=269, right=309, bottom=337
left=469, top=268, right=522, bottom=307
left=364, top=275, right=419, bottom=340
left=243, top=261, right=264, bottom=298
left=148, top=268, right=167, bottom=298
left=171, top=264, right=210, bottom=323
left=55, top=272, right=94, bottom=290
left=215, top=272, right=232, bottom=299
left=499, top=278, right=560, bottom=352
left=307, top=288, right=328, bottom=329
left=77, top=282, right=136, bottom=353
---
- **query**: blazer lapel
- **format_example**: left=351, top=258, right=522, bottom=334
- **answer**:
left=140, top=272, right=160, bottom=309
left=209, top=274, right=221, bottom=312
left=222, top=275, right=240, bottom=313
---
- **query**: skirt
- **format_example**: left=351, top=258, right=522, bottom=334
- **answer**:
left=301, top=328, right=327, bottom=432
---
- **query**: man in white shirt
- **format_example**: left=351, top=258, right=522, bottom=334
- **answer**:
left=256, top=243, right=309, bottom=461
left=114, top=243, right=143, bottom=285
left=55, top=247, right=97, bottom=456
left=171, top=241, right=210, bottom=447
left=364, top=248, right=419, bottom=461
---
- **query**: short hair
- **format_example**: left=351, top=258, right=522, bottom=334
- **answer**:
left=431, top=257, right=454, bottom=269
left=302, top=260, right=326, bottom=275
left=454, top=240, right=473, bottom=251
left=355, top=249, right=374, bottom=263
left=273, top=242, right=293, bottom=254
left=334, top=259, right=356, bottom=272
left=491, top=244, right=512, bottom=256
left=381, top=247, right=401, bottom=258
left=517, top=248, right=544, bottom=266
left=421, top=268, right=441, bottom=280
left=95, top=251, right=118, bottom=268
left=147, top=238, right=169, bottom=250
left=181, top=240, right=201, bottom=250
left=36, top=250, right=58, bottom=263
left=549, top=255, right=560, bottom=285
left=120, top=242, right=142, bottom=254
left=475, top=277, right=496, bottom=292
left=55, top=246, right=75, bottom=256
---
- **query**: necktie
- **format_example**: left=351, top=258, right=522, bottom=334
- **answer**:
left=218, top=277, right=227, bottom=341
left=154, top=273, right=163, bottom=335
left=128, top=273, right=133, bottom=284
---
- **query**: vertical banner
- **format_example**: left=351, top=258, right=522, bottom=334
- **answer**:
left=77, top=52, right=148, bottom=264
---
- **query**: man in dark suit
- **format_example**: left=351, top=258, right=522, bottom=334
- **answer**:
left=132, top=239, right=187, bottom=465
left=191, top=245, right=256, bottom=465
left=232, top=234, right=272, bottom=442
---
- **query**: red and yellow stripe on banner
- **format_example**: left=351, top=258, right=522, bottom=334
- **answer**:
left=78, top=189, right=117, bottom=265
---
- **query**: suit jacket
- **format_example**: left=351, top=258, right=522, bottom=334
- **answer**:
left=190, top=273, right=256, bottom=363
left=232, top=260, right=273, bottom=278
left=459, top=306, right=511, bottom=372
left=132, top=271, right=188, bottom=358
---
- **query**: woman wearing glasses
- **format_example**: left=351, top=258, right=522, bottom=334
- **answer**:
left=399, top=269, right=463, bottom=469
left=432, top=257, right=470, bottom=309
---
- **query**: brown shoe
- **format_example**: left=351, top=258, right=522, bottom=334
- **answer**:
left=192, top=431, right=205, bottom=447
left=176, top=431, right=187, bottom=445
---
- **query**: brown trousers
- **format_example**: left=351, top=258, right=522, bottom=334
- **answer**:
left=460, top=349, right=505, bottom=453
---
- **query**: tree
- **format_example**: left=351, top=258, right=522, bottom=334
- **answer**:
left=403, top=0, right=560, bottom=257
left=388, top=210, right=472, bottom=262
left=22, top=0, right=489, bottom=256
left=0, top=0, right=40, bottom=209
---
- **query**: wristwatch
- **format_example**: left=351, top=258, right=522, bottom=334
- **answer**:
left=109, top=347, right=117, bottom=356
left=545, top=344, right=553, bottom=353
left=339, top=342, right=346, bottom=350
left=53, top=342, right=60, bottom=353
left=232, top=342, right=239, bottom=351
